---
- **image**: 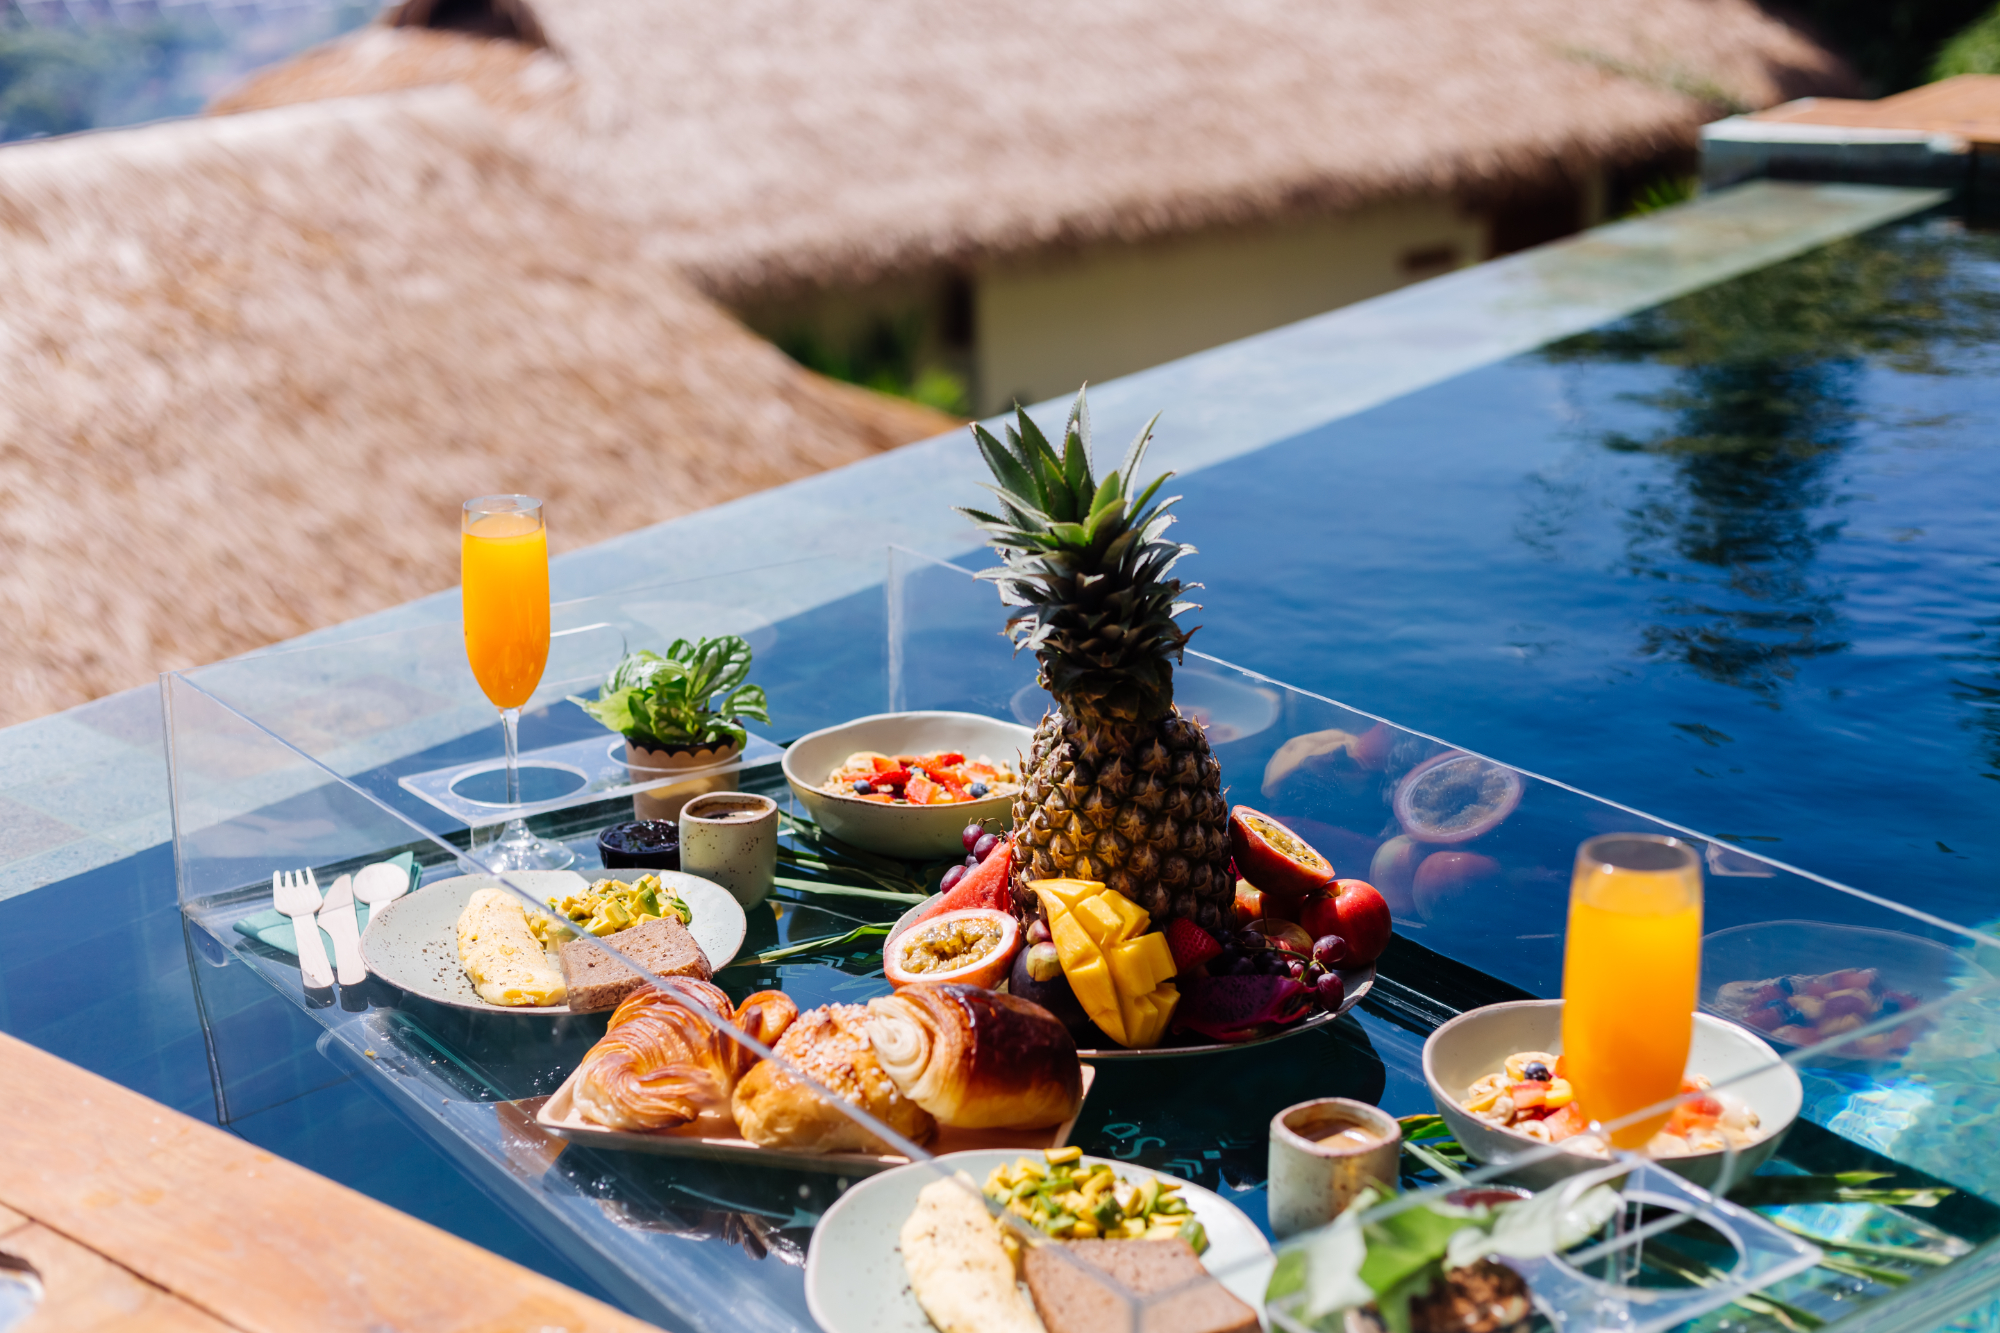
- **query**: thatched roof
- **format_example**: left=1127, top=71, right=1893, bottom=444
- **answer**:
left=212, top=0, right=1854, bottom=300
left=0, top=90, right=956, bottom=726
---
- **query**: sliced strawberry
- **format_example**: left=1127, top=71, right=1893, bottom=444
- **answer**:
left=1544, top=1103, right=1588, bottom=1141
left=906, top=839, right=1014, bottom=929
left=1163, top=917, right=1222, bottom=973
left=905, top=771, right=944, bottom=804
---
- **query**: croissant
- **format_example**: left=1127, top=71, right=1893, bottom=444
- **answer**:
left=730, top=1003, right=937, bottom=1153
left=865, top=983, right=1083, bottom=1129
left=571, top=980, right=797, bottom=1134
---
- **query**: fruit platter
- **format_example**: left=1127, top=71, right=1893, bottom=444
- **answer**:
left=881, top=812, right=1379, bottom=1058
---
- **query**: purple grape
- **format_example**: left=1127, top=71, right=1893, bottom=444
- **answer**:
left=1312, top=935, right=1352, bottom=970
left=1235, top=929, right=1267, bottom=952
left=1288, top=960, right=1307, bottom=981
left=1314, top=971, right=1345, bottom=1012
left=962, top=823, right=985, bottom=852
left=939, top=864, right=967, bottom=894
left=966, top=853, right=980, bottom=868
left=973, top=832, right=1000, bottom=862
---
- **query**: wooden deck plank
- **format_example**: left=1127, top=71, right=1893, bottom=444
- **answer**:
left=0, top=1032, right=663, bottom=1333
left=7, top=1222, right=238, bottom=1333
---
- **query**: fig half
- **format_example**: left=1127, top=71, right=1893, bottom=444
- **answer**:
left=1228, top=805, right=1335, bottom=904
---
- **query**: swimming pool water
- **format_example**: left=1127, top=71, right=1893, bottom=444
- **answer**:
left=1182, top=214, right=2000, bottom=930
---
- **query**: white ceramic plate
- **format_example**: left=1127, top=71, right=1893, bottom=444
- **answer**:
left=360, top=870, right=748, bottom=1013
left=537, top=1066, right=1097, bottom=1173
left=783, top=711, right=1035, bottom=860
left=805, top=1150, right=1273, bottom=1333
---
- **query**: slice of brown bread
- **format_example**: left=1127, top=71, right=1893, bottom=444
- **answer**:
left=560, top=916, right=713, bottom=1012
left=1023, top=1238, right=1258, bottom=1333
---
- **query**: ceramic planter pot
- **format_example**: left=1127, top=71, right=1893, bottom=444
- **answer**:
left=625, top=738, right=740, bottom=822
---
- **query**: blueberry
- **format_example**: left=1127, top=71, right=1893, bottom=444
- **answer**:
left=973, top=833, right=1000, bottom=862
left=853, top=780, right=874, bottom=794
left=1523, top=1061, right=1552, bottom=1083
left=969, top=782, right=990, bottom=797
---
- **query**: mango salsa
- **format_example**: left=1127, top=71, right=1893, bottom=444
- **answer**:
left=1031, top=878, right=1179, bottom=1048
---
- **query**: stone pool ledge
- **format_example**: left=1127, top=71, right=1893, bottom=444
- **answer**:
left=0, top=180, right=1944, bottom=902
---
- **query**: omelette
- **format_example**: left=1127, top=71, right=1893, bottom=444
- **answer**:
left=456, top=887, right=567, bottom=1006
left=901, top=1174, right=1044, bottom=1333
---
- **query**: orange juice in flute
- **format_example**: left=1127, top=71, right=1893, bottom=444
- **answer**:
left=1560, top=833, right=1702, bottom=1148
left=462, top=495, right=573, bottom=871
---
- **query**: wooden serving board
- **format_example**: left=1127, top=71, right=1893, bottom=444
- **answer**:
left=536, top=1064, right=1095, bottom=1174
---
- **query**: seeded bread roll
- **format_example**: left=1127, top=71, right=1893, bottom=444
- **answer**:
left=865, top=982, right=1082, bottom=1128
left=730, top=1003, right=937, bottom=1152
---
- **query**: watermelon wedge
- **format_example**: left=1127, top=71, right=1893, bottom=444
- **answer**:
left=906, top=839, right=1014, bottom=930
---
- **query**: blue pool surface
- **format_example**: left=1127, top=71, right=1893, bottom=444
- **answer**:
left=1182, top=215, right=2000, bottom=928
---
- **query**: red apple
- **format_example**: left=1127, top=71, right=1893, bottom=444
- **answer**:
left=1411, top=851, right=1501, bottom=919
left=1297, top=878, right=1392, bottom=966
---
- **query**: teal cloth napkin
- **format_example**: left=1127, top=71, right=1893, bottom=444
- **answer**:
left=233, top=853, right=421, bottom=957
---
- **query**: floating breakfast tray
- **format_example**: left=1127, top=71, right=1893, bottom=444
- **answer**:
left=536, top=1064, right=1096, bottom=1174
left=398, top=732, right=785, bottom=825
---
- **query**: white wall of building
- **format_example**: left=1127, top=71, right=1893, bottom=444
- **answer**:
left=973, top=195, right=1486, bottom=413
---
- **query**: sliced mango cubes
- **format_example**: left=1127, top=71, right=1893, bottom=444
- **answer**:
left=1030, top=878, right=1179, bottom=1048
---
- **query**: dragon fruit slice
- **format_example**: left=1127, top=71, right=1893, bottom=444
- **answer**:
left=1172, top=973, right=1315, bottom=1043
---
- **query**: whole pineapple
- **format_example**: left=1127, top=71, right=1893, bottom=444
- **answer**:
left=958, top=387, right=1234, bottom=932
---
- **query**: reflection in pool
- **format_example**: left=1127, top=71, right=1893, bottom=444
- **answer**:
left=1182, top=214, right=2000, bottom=928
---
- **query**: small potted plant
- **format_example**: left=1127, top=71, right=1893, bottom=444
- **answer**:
left=572, top=636, right=771, bottom=820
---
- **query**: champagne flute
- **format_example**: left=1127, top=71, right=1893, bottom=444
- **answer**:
left=1561, top=833, right=1703, bottom=1148
left=462, top=495, right=574, bottom=871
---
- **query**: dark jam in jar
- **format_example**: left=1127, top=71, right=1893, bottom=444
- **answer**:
left=597, top=820, right=681, bottom=870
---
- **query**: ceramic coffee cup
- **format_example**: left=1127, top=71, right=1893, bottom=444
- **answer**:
left=679, top=792, right=778, bottom=908
left=1268, top=1097, right=1403, bottom=1238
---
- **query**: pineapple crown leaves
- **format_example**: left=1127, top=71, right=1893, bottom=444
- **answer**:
left=954, top=385, right=1201, bottom=722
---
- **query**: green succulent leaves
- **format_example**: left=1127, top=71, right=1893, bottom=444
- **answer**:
left=957, top=385, right=1198, bottom=724
left=571, top=636, right=770, bottom=751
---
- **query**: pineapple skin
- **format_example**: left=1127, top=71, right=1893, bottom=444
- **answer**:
left=1012, top=704, right=1234, bottom=932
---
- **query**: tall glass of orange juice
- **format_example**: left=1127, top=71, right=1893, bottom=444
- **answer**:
left=463, top=496, right=572, bottom=871
left=1561, top=833, right=1702, bottom=1148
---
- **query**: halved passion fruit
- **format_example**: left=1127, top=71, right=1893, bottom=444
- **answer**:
left=883, top=908, right=1021, bottom=990
left=1392, top=752, right=1523, bottom=845
left=1228, top=806, right=1335, bottom=904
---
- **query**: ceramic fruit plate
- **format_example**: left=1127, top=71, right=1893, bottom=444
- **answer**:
left=805, top=1149, right=1273, bottom=1333
left=1423, top=997, right=1802, bottom=1191
left=536, top=1066, right=1095, bottom=1174
left=361, top=870, right=747, bottom=1014
left=888, top=896, right=1374, bottom=1059
left=783, top=711, right=1035, bottom=860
